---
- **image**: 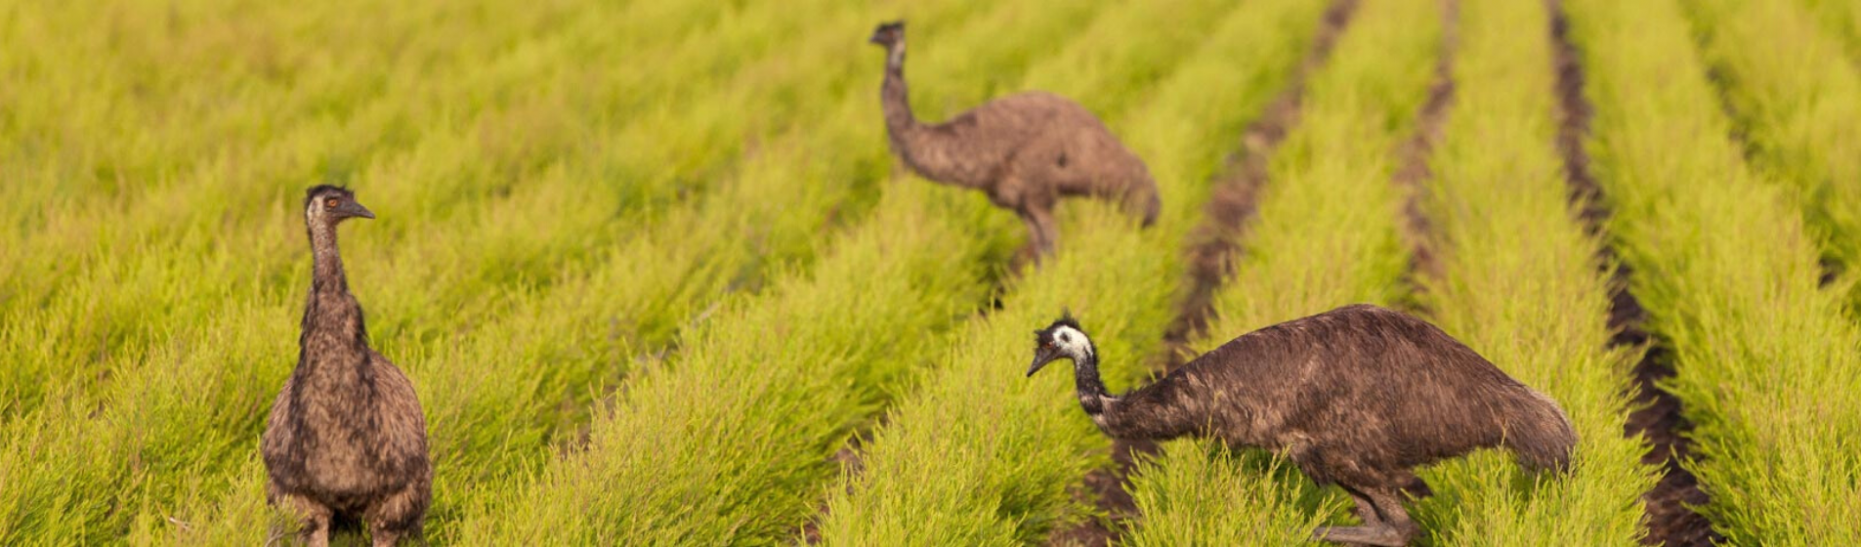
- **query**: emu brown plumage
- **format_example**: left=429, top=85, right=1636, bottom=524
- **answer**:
left=869, top=21, right=1161, bottom=260
left=262, top=186, right=430, bottom=547
left=1028, top=305, right=1574, bottom=546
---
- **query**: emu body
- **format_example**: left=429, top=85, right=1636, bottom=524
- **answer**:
left=262, top=186, right=430, bottom=547
left=1029, top=305, right=1574, bottom=546
left=870, top=21, right=1160, bottom=259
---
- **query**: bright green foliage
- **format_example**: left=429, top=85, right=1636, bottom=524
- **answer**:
left=1403, top=0, right=1653, bottom=543
left=1566, top=0, right=1861, bottom=542
left=452, top=183, right=1008, bottom=544
left=442, top=0, right=1225, bottom=541
left=1684, top=0, right=1861, bottom=313
left=1123, top=0, right=1440, bottom=542
left=0, top=0, right=998, bottom=542
left=5, top=0, right=1857, bottom=544
left=813, top=0, right=1336, bottom=542
left=1795, top=0, right=1861, bottom=64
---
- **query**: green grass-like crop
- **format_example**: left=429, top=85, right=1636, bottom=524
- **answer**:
left=6, top=0, right=1858, bottom=544
left=1566, top=0, right=1861, bottom=541
left=1794, top=0, right=1861, bottom=65
left=1683, top=0, right=1861, bottom=315
left=1402, top=0, right=1653, bottom=543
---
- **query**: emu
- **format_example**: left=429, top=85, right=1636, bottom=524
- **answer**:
left=1028, top=305, right=1575, bottom=546
left=262, top=186, right=431, bottom=547
left=869, top=20, right=1161, bottom=260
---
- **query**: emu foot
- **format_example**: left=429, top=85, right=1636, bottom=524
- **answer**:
left=1313, top=525, right=1409, bottom=547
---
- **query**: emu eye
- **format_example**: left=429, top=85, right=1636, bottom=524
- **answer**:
left=325, top=198, right=339, bottom=209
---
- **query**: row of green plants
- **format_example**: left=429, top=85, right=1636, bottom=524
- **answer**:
left=157, top=0, right=1044, bottom=542
left=0, top=0, right=867, bottom=420
left=1566, top=0, right=1861, bottom=542
left=1122, top=0, right=1437, bottom=541
left=0, top=0, right=973, bottom=542
left=450, top=0, right=1259, bottom=541
left=1402, top=0, right=1651, bottom=542
left=1683, top=0, right=1861, bottom=312
left=816, top=0, right=1337, bottom=543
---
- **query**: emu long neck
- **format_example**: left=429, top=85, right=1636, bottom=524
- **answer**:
left=307, top=220, right=348, bottom=294
left=1073, top=352, right=1115, bottom=416
left=301, top=218, right=369, bottom=369
left=1076, top=353, right=1209, bottom=441
left=881, top=44, right=920, bottom=144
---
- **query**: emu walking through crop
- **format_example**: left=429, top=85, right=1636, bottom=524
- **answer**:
left=869, top=20, right=1161, bottom=260
left=1028, top=305, right=1574, bottom=546
left=262, top=186, right=431, bottom=547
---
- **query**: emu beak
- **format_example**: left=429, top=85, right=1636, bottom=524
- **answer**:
left=1027, top=349, right=1057, bottom=378
left=342, top=201, right=376, bottom=220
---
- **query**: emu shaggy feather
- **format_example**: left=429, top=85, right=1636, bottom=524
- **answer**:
left=869, top=20, right=1161, bottom=259
left=1031, top=305, right=1574, bottom=546
left=262, top=186, right=430, bottom=547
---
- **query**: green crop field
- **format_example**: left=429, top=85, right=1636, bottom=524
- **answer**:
left=4, top=0, right=1858, bottom=545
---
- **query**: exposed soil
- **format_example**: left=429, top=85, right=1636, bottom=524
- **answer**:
left=1390, top=0, right=1461, bottom=300
left=1548, top=2, right=1722, bottom=545
left=798, top=425, right=877, bottom=544
left=1043, top=2, right=1368, bottom=546
left=1161, top=0, right=1365, bottom=369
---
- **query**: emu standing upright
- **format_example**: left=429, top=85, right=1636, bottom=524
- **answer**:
left=262, top=186, right=430, bottom=547
left=869, top=20, right=1161, bottom=259
left=1028, top=305, right=1575, bottom=546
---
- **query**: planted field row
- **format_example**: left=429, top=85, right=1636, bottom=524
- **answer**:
left=0, top=0, right=991, bottom=542
left=1683, top=0, right=1861, bottom=310
left=816, top=0, right=1342, bottom=543
left=148, top=0, right=1105, bottom=542
left=0, top=0, right=908, bottom=421
left=1402, top=0, right=1651, bottom=542
left=427, top=0, right=1235, bottom=542
left=1565, top=0, right=1861, bottom=542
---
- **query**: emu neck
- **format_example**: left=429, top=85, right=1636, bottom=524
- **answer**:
left=1073, top=352, right=1115, bottom=416
left=307, top=220, right=349, bottom=294
left=881, top=45, right=920, bottom=146
left=300, top=218, right=369, bottom=374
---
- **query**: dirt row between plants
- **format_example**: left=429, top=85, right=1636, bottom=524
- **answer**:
left=1390, top=0, right=1460, bottom=299
left=1547, top=1, right=1722, bottom=545
left=1044, top=1, right=1366, bottom=545
left=1161, top=0, right=1365, bottom=366
left=1392, top=0, right=1459, bottom=312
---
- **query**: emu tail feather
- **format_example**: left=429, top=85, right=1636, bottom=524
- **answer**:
left=1504, top=389, right=1577, bottom=473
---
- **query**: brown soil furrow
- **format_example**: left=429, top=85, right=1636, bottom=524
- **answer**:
left=1548, top=2, right=1722, bottom=545
left=1391, top=0, right=1461, bottom=300
left=1045, top=2, right=1369, bottom=546
left=1161, top=0, right=1365, bottom=368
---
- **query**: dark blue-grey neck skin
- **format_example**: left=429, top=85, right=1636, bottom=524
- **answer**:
left=1074, top=348, right=1112, bottom=416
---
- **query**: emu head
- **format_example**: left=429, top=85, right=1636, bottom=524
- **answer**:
left=1028, top=311, right=1094, bottom=377
left=868, top=20, right=904, bottom=50
left=304, top=185, right=375, bottom=226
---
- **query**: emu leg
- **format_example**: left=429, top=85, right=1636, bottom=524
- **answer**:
left=279, top=494, right=334, bottom=547
left=1313, top=485, right=1412, bottom=547
left=365, top=482, right=428, bottom=547
left=1024, top=205, right=1060, bottom=259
